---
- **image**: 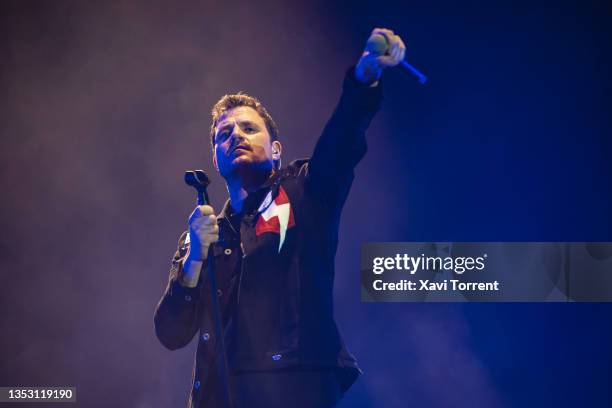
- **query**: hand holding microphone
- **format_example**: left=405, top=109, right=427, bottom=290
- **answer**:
left=187, top=205, right=219, bottom=261
left=355, top=28, right=427, bottom=85
left=180, top=204, right=219, bottom=287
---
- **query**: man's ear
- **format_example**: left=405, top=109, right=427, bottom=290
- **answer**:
left=272, top=140, right=282, bottom=160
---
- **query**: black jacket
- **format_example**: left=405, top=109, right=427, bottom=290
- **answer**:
left=154, top=67, right=383, bottom=407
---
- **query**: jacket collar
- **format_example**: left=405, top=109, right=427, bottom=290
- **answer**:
left=217, top=167, right=284, bottom=221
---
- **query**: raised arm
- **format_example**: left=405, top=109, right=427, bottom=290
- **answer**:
left=307, top=28, right=406, bottom=206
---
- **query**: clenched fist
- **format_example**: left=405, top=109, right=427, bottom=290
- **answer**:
left=180, top=205, right=219, bottom=287
left=355, top=28, right=407, bottom=85
left=187, top=205, right=219, bottom=261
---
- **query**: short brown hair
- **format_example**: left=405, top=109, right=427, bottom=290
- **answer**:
left=210, top=92, right=279, bottom=148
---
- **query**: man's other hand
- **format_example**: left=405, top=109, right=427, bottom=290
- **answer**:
left=355, top=28, right=406, bottom=85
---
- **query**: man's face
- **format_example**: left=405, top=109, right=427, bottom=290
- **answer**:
left=213, top=106, right=280, bottom=178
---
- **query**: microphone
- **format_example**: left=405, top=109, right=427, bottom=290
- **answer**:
left=184, top=170, right=211, bottom=206
left=366, top=33, right=428, bottom=84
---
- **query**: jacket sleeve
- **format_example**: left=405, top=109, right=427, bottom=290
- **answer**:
left=306, top=66, right=383, bottom=210
left=154, top=231, right=203, bottom=350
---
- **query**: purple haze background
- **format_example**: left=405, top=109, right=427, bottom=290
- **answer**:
left=1, top=1, right=611, bottom=407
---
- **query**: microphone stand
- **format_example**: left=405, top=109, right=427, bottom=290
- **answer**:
left=185, top=170, right=234, bottom=408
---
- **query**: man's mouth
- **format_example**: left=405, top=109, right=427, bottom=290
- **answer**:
left=230, top=145, right=250, bottom=155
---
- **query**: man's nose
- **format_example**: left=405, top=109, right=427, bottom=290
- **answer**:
left=229, top=127, right=246, bottom=143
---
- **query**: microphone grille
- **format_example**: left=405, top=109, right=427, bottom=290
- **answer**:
left=365, top=33, right=388, bottom=56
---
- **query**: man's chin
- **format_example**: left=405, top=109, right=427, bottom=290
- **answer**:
left=220, top=158, right=273, bottom=178
left=231, top=156, right=253, bottom=168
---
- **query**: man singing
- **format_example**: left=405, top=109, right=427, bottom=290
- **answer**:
left=155, top=28, right=406, bottom=408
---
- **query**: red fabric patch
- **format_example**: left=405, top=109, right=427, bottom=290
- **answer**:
left=255, top=186, right=295, bottom=236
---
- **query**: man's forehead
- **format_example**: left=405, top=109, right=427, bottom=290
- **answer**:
left=217, top=106, right=265, bottom=128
